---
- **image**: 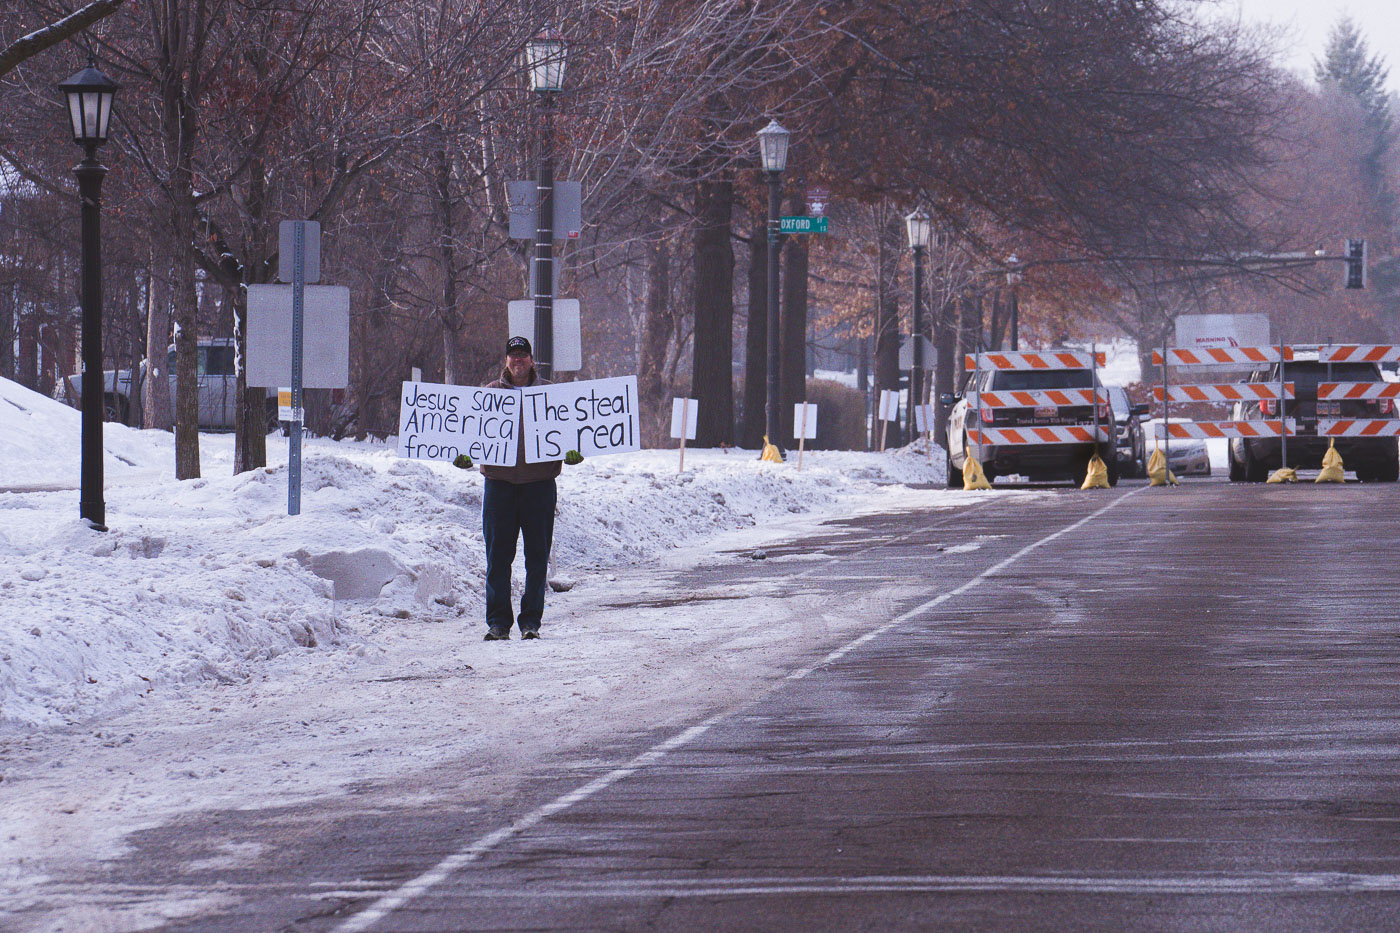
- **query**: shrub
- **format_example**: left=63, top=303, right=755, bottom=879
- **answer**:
left=805, top=378, right=868, bottom=450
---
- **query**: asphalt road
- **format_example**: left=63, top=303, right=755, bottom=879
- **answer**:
left=57, top=478, right=1400, bottom=930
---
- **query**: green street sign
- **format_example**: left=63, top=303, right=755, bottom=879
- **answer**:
left=780, top=216, right=829, bottom=234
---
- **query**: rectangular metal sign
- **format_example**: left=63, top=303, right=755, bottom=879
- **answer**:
left=1174, top=313, right=1270, bottom=352
left=780, top=216, right=828, bottom=234
left=245, top=284, right=350, bottom=388
left=507, top=298, right=582, bottom=372
left=277, top=220, right=321, bottom=284
left=508, top=180, right=583, bottom=240
left=898, top=336, right=934, bottom=371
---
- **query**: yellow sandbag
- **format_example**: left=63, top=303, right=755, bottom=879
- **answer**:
left=1316, top=439, right=1345, bottom=483
left=760, top=436, right=784, bottom=463
left=1081, top=453, right=1110, bottom=490
left=962, top=457, right=993, bottom=490
left=1146, top=448, right=1178, bottom=486
left=1266, top=467, right=1297, bottom=484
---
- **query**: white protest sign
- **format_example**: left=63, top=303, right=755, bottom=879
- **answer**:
left=879, top=389, right=899, bottom=422
left=914, top=403, right=932, bottom=434
left=521, top=376, right=641, bottom=463
left=397, top=381, right=519, bottom=466
left=670, top=398, right=698, bottom=440
left=793, top=402, right=818, bottom=439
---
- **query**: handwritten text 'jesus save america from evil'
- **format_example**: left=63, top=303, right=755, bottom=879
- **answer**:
left=397, top=382, right=518, bottom=466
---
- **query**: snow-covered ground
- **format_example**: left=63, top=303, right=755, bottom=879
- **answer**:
left=1, top=374, right=1042, bottom=928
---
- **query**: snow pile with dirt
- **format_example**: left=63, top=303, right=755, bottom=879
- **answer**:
left=0, top=375, right=952, bottom=731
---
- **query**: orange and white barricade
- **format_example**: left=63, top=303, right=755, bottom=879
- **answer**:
left=1153, top=419, right=1294, bottom=441
left=1317, top=419, right=1400, bottom=438
left=1152, top=346, right=1292, bottom=367
left=970, top=425, right=1110, bottom=446
left=965, top=350, right=1105, bottom=371
left=1317, top=345, right=1400, bottom=364
left=1317, top=382, right=1400, bottom=401
left=978, top=388, right=1104, bottom=408
left=1152, top=383, right=1293, bottom=403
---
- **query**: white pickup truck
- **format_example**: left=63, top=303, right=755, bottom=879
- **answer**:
left=66, top=337, right=275, bottom=430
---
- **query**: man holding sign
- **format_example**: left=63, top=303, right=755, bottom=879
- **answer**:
left=477, top=336, right=582, bottom=641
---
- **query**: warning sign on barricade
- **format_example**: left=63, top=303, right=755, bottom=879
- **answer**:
left=1317, top=345, right=1400, bottom=364
left=964, top=350, right=1105, bottom=371
left=1152, top=383, right=1293, bottom=403
left=978, top=388, right=1105, bottom=408
left=1317, top=419, right=1400, bottom=438
left=1153, top=419, right=1294, bottom=441
left=1152, top=346, right=1291, bottom=366
left=969, top=425, right=1109, bottom=446
left=1317, top=382, right=1400, bottom=401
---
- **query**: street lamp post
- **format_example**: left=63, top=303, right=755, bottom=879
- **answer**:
left=757, top=119, right=789, bottom=453
left=59, top=61, right=119, bottom=532
left=905, top=209, right=931, bottom=441
left=1005, top=253, right=1021, bottom=350
left=526, top=27, right=567, bottom=379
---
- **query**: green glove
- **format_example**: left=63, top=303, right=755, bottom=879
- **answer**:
left=564, top=450, right=584, bottom=466
left=453, top=453, right=473, bottom=469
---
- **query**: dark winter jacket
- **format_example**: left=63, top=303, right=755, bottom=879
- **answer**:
left=480, top=368, right=563, bottom=484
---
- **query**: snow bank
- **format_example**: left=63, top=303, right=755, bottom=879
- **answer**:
left=0, top=375, right=950, bottom=730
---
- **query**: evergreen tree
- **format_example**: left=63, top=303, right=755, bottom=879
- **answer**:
left=1315, top=16, right=1395, bottom=217
left=1315, top=17, right=1392, bottom=135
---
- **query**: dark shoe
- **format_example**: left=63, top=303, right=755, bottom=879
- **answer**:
left=521, top=630, right=541, bottom=640
left=484, top=630, right=511, bottom=641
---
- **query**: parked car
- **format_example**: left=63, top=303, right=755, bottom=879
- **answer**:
left=1106, top=385, right=1150, bottom=477
left=944, top=364, right=1118, bottom=487
left=66, top=338, right=277, bottom=431
left=1226, top=355, right=1399, bottom=482
left=1139, top=417, right=1212, bottom=476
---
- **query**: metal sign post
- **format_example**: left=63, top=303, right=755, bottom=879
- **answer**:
left=288, top=222, right=306, bottom=515
left=1091, top=342, right=1100, bottom=451
left=1278, top=340, right=1288, bottom=469
left=1161, top=338, right=1170, bottom=469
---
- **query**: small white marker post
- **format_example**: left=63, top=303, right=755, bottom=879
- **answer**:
left=793, top=402, right=817, bottom=471
left=670, top=397, right=698, bottom=473
left=915, top=403, right=932, bottom=461
left=878, top=389, right=897, bottom=451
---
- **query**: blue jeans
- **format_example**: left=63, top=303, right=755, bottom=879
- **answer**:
left=483, top=478, right=556, bottom=634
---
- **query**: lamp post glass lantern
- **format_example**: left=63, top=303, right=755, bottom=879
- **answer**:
left=758, top=119, right=790, bottom=455
left=757, top=119, right=790, bottom=173
left=60, top=61, right=120, bottom=532
left=59, top=63, right=118, bottom=146
left=526, top=27, right=567, bottom=92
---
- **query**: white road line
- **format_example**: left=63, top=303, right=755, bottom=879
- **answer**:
left=333, top=489, right=1141, bottom=932
left=435, top=872, right=1400, bottom=897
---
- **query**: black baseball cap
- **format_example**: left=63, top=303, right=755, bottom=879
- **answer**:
left=506, top=336, right=532, bottom=356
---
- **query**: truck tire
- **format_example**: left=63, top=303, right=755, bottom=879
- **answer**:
left=1228, top=444, right=1245, bottom=481
left=103, top=394, right=129, bottom=425
left=1243, top=443, right=1267, bottom=483
left=945, top=443, right=962, bottom=489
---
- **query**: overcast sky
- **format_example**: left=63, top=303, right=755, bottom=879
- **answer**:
left=1229, top=0, right=1400, bottom=94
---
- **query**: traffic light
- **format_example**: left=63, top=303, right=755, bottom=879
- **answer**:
left=1345, top=238, right=1366, bottom=289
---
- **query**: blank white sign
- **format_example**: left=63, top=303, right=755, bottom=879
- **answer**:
left=507, top=299, right=582, bottom=372
left=671, top=398, right=698, bottom=440
left=793, top=402, right=818, bottom=439
left=879, top=389, right=899, bottom=422
left=245, top=284, right=349, bottom=388
left=914, top=404, right=932, bottom=433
